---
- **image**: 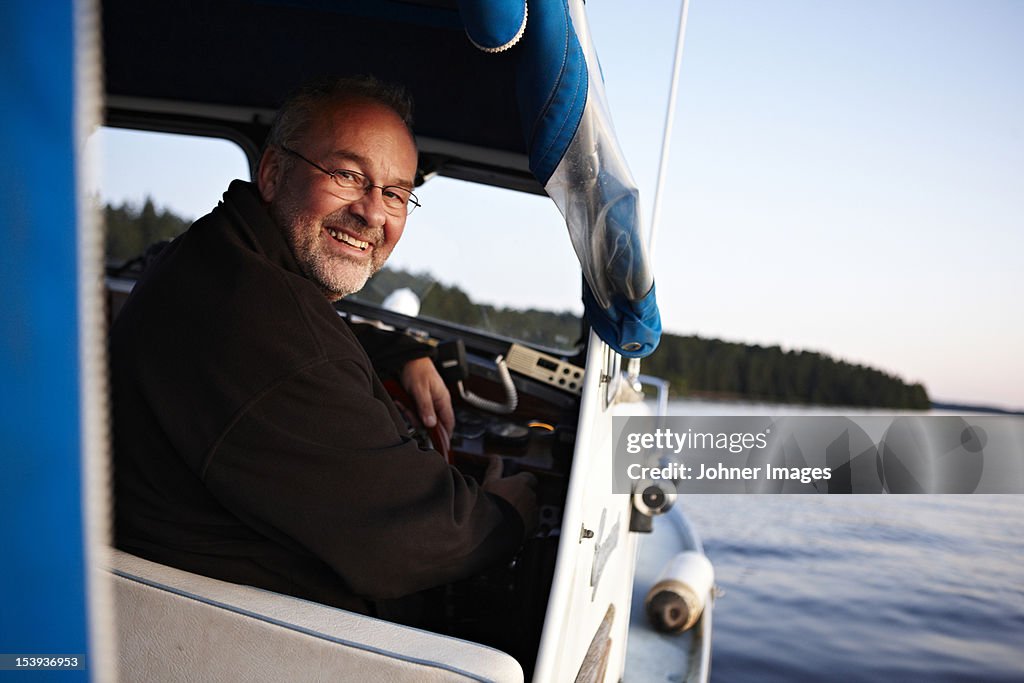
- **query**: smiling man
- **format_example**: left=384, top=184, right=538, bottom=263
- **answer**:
left=259, top=87, right=417, bottom=300
left=110, top=76, right=537, bottom=624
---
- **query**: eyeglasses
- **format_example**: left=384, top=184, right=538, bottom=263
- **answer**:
left=280, top=145, right=420, bottom=216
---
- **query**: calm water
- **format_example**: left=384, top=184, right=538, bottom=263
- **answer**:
left=669, top=400, right=1024, bottom=682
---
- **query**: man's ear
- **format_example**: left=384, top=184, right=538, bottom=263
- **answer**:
left=257, top=146, right=283, bottom=202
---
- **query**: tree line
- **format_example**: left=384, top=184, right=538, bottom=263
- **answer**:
left=641, top=335, right=930, bottom=409
left=104, top=197, right=930, bottom=409
left=104, top=197, right=194, bottom=264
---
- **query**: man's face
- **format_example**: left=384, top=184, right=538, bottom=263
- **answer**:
left=259, top=98, right=418, bottom=300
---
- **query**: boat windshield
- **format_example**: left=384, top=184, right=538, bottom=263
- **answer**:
left=90, top=127, right=251, bottom=266
left=349, top=175, right=584, bottom=352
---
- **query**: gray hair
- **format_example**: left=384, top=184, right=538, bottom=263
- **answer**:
left=263, top=75, right=414, bottom=158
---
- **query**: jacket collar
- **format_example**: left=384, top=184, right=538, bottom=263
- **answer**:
left=220, top=180, right=305, bottom=277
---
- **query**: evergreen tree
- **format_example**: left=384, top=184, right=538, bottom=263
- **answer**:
left=104, top=197, right=192, bottom=264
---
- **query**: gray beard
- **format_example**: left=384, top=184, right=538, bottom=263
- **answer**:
left=271, top=202, right=386, bottom=301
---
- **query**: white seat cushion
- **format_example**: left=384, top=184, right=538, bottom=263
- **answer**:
left=110, top=549, right=523, bottom=682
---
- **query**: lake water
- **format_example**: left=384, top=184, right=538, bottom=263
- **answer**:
left=667, top=399, right=1024, bottom=682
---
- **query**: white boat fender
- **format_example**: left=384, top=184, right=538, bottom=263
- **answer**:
left=645, top=550, right=715, bottom=633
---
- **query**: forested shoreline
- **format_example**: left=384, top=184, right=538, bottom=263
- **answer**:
left=641, top=335, right=930, bottom=409
left=105, top=198, right=930, bottom=409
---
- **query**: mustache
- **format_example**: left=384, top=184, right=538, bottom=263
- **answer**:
left=321, top=211, right=384, bottom=247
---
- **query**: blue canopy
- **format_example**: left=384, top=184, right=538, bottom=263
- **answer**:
left=461, top=0, right=662, bottom=357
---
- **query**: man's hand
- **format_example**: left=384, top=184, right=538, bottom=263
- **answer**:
left=400, top=356, right=455, bottom=436
left=481, top=455, right=539, bottom=537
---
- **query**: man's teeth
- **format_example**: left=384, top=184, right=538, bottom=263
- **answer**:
left=327, top=228, right=368, bottom=251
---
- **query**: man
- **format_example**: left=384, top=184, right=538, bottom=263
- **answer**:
left=110, top=76, right=537, bottom=621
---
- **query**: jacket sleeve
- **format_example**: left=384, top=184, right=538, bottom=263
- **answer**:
left=200, top=356, right=522, bottom=601
left=349, top=321, right=435, bottom=380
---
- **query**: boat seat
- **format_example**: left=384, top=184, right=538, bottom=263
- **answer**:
left=109, top=549, right=524, bottom=682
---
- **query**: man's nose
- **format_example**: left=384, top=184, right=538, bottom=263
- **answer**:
left=348, top=186, right=389, bottom=228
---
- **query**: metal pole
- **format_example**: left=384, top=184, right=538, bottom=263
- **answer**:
left=647, top=0, right=692, bottom=252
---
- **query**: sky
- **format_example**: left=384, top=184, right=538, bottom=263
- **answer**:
left=90, top=0, right=1024, bottom=411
